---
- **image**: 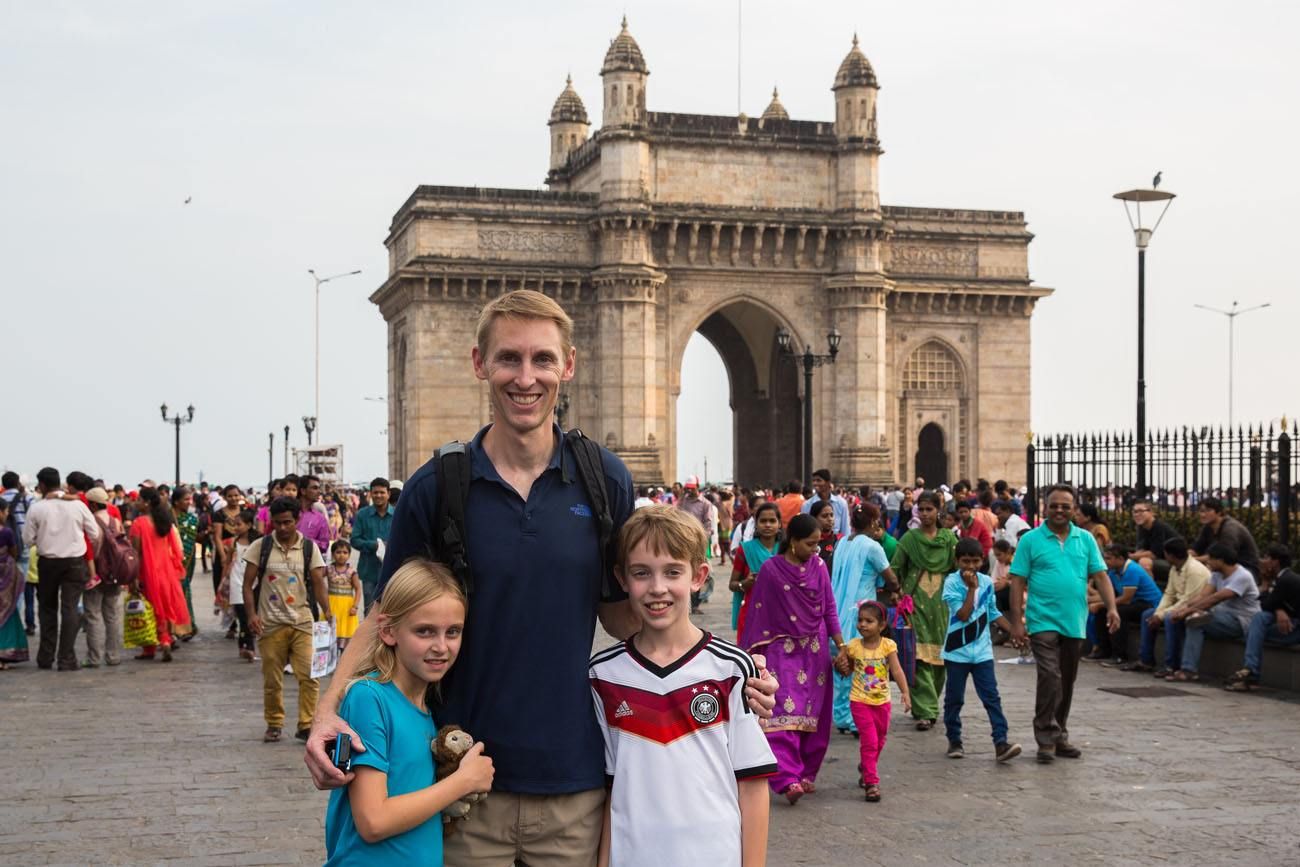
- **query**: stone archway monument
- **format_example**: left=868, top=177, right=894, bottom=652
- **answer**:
left=371, top=20, right=1052, bottom=486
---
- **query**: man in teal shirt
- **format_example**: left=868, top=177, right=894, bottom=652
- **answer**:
left=1009, top=485, right=1118, bottom=764
left=349, top=478, right=393, bottom=613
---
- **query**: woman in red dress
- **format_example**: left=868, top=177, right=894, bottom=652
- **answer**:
left=129, top=487, right=190, bottom=661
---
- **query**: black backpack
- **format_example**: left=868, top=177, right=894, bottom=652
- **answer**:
left=252, top=534, right=320, bottom=620
left=432, top=429, right=616, bottom=600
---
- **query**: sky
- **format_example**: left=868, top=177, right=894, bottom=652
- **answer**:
left=3, top=0, right=1296, bottom=488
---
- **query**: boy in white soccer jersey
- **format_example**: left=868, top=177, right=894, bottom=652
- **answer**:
left=591, top=505, right=775, bottom=867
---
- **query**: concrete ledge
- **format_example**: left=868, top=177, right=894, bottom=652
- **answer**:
left=1121, top=625, right=1300, bottom=691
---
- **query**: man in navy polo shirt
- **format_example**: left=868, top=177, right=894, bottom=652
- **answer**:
left=306, top=290, right=775, bottom=866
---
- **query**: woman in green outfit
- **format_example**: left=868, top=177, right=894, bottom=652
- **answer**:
left=171, top=486, right=199, bottom=632
left=889, top=490, right=958, bottom=729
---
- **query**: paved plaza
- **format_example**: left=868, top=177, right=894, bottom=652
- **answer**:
left=2, top=564, right=1297, bottom=866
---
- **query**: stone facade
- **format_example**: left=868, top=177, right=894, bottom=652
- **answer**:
left=371, top=21, right=1052, bottom=487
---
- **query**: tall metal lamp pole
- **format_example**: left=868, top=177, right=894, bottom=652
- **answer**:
left=1192, top=301, right=1270, bottom=429
left=1114, top=184, right=1175, bottom=496
left=307, top=268, right=361, bottom=443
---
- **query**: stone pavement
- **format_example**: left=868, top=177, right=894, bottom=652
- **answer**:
left=3, top=562, right=1297, bottom=866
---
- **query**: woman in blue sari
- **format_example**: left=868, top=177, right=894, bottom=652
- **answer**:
left=829, top=503, right=898, bottom=732
left=728, top=501, right=781, bottom=637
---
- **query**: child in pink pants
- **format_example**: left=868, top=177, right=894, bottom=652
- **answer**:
left=835, top=600, right=912, bottom=802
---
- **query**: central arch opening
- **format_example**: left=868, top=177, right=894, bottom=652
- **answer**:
left=674, top=300, right=802, bottom=488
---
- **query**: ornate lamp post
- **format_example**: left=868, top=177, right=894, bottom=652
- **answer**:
left=776, top=327, right=841, bottom=483
left=1114, top=182, right=1175, bottom=496
left=284, top=424, right=290, bottom=474
left=302, top=415, right=317, bottom=447
left=160, top=403, right=195, bottom=486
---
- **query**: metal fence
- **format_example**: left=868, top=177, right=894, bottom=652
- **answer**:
left=1025, top=421, right=1298, bottom=548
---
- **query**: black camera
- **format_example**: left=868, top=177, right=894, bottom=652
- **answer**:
left=326, top=737, right=352, bottom=773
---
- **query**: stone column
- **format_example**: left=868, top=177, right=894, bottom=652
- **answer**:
left=826, top=278, right=894, bottom=486
left=591, top=268, right=667, bottom=485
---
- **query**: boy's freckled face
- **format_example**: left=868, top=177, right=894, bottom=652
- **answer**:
left=618, top=542, right=707, bottom=631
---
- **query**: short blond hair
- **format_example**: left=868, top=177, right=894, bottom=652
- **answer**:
left=475, top=289, right=574, bottom=357
left=617, top=504, right=709, bottom=571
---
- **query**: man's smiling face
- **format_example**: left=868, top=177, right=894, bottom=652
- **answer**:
left=472, top=316, right=575, bottom=437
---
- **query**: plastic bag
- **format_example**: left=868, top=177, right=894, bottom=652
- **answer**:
left=123, top=593, right=159, bottom=648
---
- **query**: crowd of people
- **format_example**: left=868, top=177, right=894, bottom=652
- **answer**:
left=5, top=288, right=1297, bottom=867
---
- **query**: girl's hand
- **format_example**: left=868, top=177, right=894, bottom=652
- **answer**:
left=833, top=653, right=852, bottom=676
left=452, top=742, right=495, bottom=794
left=349, top=605, right=358, bottom=615
left=901, top=694, right=912, bottom=714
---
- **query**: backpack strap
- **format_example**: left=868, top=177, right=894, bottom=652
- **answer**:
left=253, top=535, right=273, bottom=609
left=435, top=442, right=474, bottom=595
left=564, top=429, right=616, bottom=602
left=253, top=533, right=321, bottom=620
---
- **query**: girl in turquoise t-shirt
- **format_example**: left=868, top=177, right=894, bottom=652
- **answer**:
left=325, top=559, right=494, bottom=866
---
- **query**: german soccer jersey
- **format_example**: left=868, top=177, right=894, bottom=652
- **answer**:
left=589, top=631, right=776, bottom=867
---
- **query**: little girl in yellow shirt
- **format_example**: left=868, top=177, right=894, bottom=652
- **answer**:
left=834, top=600, right=911, bottom=802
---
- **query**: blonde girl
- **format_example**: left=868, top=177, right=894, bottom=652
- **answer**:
left=324, top=559, right=493, bottom=866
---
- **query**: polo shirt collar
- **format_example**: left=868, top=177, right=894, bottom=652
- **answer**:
left=273, top=531, right=305, bottom=553
left=467, top=423, right=570, bottom=485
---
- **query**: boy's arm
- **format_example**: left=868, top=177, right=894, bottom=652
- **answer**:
left=738, top=778, right=769, bottom=867
left=596, top=797, right=612, bottom=867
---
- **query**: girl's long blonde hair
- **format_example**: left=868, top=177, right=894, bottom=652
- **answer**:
left=347, top=558, right=466, bottom=690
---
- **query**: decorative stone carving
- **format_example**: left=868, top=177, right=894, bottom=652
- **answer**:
left=477, top=229, right=581, bottom=254
left=888, top=243, right=978, bottom=276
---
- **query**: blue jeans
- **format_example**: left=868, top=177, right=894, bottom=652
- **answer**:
left=1181, top=606, right=1246, bottom=673
left=943, top=659, right=1009, bottom=745
left=1139, top=608, right=1185, bottom=668
left=1243, top=610, right=1300, bottom=676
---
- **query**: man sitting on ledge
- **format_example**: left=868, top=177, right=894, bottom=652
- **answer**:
left=1121, top=537, right=1210, bottom=675
left=1226, top=544, right=1299, bottom=692
left=1168, top=543, right=1261, bottom=683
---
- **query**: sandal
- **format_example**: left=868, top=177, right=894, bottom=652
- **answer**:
left=916, top=719, right=935, bottom=731
left=783, top=783, right=805, bottom=805
left=263, top=727, right=282, bottom=743
left=1224, top=668, right=1252, bottom=684
left=1168, top=670, right=1198, bottom=682
left=865, top=784, right=882, bottom=802
left=1224, top=677, right=1259, bottom=692
left=799, top=778, right=817, bottom=794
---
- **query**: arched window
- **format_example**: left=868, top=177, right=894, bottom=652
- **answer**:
left=610, top=86, right=618, bottom=106
left=859, top=99, right=867, bottom=126
left=902, top=341, right=962, bottom=391
left=626, top=84, right=633, bottom=107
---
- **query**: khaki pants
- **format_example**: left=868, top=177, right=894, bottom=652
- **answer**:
left=442, top=787, right=604, bottom=867
left=82, top=584, right=122, bottom=665
left=258, top=625, right=317, bottom=731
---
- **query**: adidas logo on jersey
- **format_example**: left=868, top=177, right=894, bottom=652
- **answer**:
left=614, top=701, right=634, bottom=718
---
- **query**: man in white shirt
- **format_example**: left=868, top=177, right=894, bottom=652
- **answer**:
left=22, top=467, right=100, bottom=671
left=994, top=500, right=1031, bottom=547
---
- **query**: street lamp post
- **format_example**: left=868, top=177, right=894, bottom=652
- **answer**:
left=1193, top=300, right=1270, bottom=429
left=1114, top=184, right=1176, bottom=496
left=284, top=425, right=290, bottom=475
left=303, top=415, right=317, bottom=447
left=776, top=327, right=841, bottom=483
left=268, top=432, right=274, bottom=483
left=307, top=268, right=362, bottom=443
left=160, top=403, right=195, bottom=486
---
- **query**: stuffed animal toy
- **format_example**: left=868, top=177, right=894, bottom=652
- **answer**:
left=432, top=725, right=486, bottom=835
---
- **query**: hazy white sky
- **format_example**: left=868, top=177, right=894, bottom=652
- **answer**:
left=3, top=1, right=1296, bottom=488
